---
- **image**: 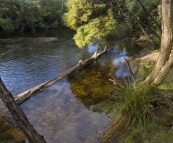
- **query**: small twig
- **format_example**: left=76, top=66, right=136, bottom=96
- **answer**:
left=92, top=47, right=100, bottom=58
left=109, top=79, right=117, bottom=85
left=109, top=74, right=124, bottom=89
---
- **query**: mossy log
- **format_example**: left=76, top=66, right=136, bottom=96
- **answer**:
left=15, top=47, right=109, bottom=106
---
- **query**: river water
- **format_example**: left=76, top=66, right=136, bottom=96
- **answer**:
left=0, top=29, right=144, bottom=143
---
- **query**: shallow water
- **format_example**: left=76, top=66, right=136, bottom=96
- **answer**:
left=0, top=29, right=144, bottom=143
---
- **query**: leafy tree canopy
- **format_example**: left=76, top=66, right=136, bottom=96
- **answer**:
left=63, top=0, right=161, bottom=48
left=0, top=0, right=66, bottom=34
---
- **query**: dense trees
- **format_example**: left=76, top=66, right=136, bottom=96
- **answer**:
left=0, top=0, right=161, bottom=41
left=63, top=0, right=161, bottom=47
left=0, top=0, right=173, bottom=142
left=0, top=0, right=66, bottom=34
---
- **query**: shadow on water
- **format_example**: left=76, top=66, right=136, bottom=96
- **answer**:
left=0, top=29, right=145, bottom=143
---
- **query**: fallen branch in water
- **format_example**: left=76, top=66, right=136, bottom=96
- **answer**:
left=0, top=78, right=47, bottom=143
left=124, top=58, right=136, bottom=83
left=15, top=46, right=109, bottom=106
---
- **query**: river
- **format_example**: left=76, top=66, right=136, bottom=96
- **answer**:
left=0, top=29, right=144, bottom=143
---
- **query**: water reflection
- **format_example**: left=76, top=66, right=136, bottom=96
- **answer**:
left=0, top=115, right=26, bottom=143
left=87, top=44, right=98, bottom=54
left=68, top=63, right=117, bottom=108
left=0, top=29, right=144, bottom=143
left=21, top=82, right=108, bottom=143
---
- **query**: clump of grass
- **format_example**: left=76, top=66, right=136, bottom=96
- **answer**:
left=99, top=84, right=156, bottom=143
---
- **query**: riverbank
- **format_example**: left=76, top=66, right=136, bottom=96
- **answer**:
left=100, top=46, right=173, bottom=143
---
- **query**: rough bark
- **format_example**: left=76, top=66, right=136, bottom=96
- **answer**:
left=0, top=78, right=47, bottom=143
left=15, top=47, right=109, bottom=106
left=144, top=0, right=173, bottom=86
left=154, top=54, right=173, bottom=85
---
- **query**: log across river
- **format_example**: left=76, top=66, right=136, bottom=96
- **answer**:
left=0, top=29, right=145, bottom=143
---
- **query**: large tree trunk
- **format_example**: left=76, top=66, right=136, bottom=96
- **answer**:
left=0, top=78, right=47, bottom=143
left=144, top=0, right=173, bottom=86
left=15, top=47, right=109, bottom=106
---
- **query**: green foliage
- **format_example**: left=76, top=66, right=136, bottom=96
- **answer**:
left=50, top=20, right=58, bottom=28
left=37, top=21, right=45, bottom=29
left=127, top=0, right=161, bottom=39
left=97, top=70, right=173, bottom=143
left=153, top=30, right=162, bottom=45
left=63, top=0, right=121, bottom=47
left=97, top=83, right=159, bottom=142
left=74, top=16, right=117, bottom=48
left=0, top=17, right=14, bottom=33
left=127, top=0, right=160, bottom=19
left=63, top=0, right=161, bottom=48
left=63, top=0, right=109, bottom=30
left=0, top=0, right=66, bottom=33
left=95, top=82, right=156, bottom=116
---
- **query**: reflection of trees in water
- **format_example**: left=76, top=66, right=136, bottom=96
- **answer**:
left=0, top=116, right=26, bottom=142
left=113, top=57, right=139, bottom=79
left=68, top=63, right=117, bottom=108
left=110, top=42, right=144, bottom=56
left=68, top=49, right=140, bottom=108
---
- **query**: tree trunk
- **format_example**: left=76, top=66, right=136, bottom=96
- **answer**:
left=0, top=78, right=47, bottom=143
left=15, top=47, right=109, bottom=106
left=144, top=0, right=173, bottom=86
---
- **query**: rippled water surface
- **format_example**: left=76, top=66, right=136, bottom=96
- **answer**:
left=0, top=29, right=144, bottom=143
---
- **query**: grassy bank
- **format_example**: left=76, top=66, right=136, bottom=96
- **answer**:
left=94, top=54, right=173, bottom=143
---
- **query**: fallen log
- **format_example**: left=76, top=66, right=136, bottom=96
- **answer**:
left=15, top=47, right=109, bottom=106
left=0, top=78, right=47, bottom=143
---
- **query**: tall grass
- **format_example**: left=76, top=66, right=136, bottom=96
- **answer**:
left=97, top=84, right=156, bottom=143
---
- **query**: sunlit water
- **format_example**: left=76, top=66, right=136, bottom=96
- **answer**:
left=0, top=29, right=144, bottom=143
